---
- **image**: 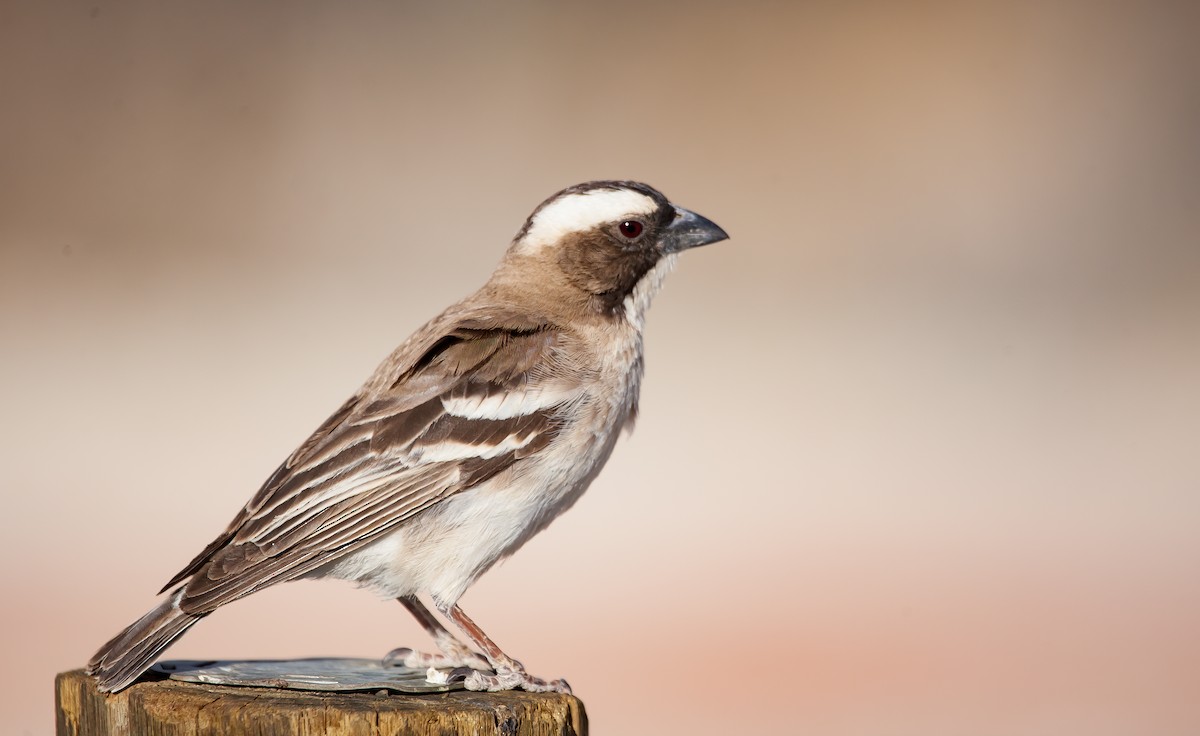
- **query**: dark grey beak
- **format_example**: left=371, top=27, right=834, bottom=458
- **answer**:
left=661, top=205, right=729, bottom=253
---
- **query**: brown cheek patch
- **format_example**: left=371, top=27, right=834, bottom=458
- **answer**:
left=558, top=232, right=658, bottom=313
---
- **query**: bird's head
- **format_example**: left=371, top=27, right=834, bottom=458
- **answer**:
left=504, top=180, right=729, bottom=321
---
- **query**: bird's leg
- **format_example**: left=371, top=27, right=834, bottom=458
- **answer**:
left=433, top=601, right=572, bottom=694
left=383, top=596, right=492, bottom=671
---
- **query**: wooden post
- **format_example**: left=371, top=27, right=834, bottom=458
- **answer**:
left=56, top=669, right=588, bottom=736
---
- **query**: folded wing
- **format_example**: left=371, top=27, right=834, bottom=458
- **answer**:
left=162, top=317, right=579, bottom=615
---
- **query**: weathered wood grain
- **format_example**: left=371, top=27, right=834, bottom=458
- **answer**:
left=56, top=669, right=587, bottom=736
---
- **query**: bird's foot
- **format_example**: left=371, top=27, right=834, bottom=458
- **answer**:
left=447, top=665, right=571, bottom=694
left=383, top=642, right=491, bottom=672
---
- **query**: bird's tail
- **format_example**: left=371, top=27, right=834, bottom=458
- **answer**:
left=86, top=588, right=204, bottom=693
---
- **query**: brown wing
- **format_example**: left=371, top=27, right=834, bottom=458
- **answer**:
left=163, top=316, right=578, bottom=615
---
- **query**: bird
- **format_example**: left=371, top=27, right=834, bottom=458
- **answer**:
left=87, top=180, right=729, bottom=694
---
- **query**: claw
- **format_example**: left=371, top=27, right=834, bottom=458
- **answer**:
left=526, top=676, right=572, bottom=695
left=382, top=647, right=414, bottom=666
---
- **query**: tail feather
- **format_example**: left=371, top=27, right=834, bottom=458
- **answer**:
left=87, top=589, right=204, bottom=693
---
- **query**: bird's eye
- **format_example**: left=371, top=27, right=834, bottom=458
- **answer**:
left=618, top=220, right=644, bottom=239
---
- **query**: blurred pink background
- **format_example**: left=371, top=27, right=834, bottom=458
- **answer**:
left=3, top=2, right=1198, bottom=734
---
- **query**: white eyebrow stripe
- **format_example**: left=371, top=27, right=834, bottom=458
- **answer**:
left=517, top=188, right=658, bottom=251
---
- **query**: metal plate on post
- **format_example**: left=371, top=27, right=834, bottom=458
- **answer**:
left=150, top=658, right=465, bottom=693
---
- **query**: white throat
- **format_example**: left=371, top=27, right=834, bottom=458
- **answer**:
left=622, top=254, right=677, bottom=330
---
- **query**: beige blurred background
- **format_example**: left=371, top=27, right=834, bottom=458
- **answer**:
left=3, top=1, right=1199, bottom=734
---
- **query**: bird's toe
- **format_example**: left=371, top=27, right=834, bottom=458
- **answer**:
left=383, top=646, right=491, bottom=672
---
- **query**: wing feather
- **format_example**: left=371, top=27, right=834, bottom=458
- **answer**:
left=165, top=317, right=577, bottom=614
